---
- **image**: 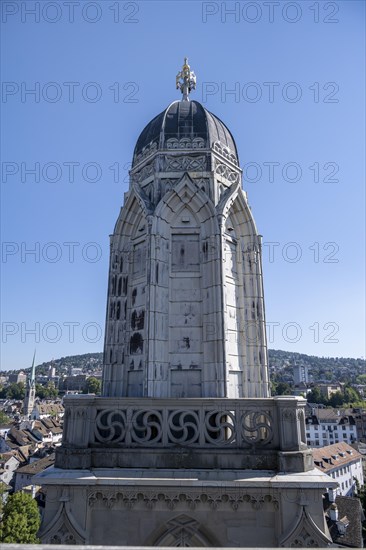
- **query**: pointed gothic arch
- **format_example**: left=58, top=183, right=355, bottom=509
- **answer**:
left=149, top=514, right=217, bottom=547
left=279, top=506, right=332, bottom=547
left=38, top=495, right=86, bottom=545
left=218, top=184, right=259, bottom=242
left=113, top=185, right=150, bottom=241
left=153, top=172, right=218, bottom=238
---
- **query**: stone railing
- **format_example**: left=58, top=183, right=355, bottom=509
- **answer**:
left=56, top=396, right=312, bottom=473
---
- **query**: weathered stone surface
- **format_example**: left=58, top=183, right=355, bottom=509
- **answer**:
left=37, top=467, right=336, bottom=546
left=56, top=396, right=311, bottom=473
left=38, top=96, right=335, bottom=546
left=103, top=117, right=269, bottom=399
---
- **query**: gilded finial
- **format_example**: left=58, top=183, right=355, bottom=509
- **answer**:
left=176, top=57, right=196, bottom=101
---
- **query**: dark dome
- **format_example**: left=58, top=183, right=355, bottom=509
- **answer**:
left=132, top=100, right=238, bottom=166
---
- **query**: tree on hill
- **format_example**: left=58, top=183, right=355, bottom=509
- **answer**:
left=1, top=382, right=26, bottom=400
left=307, top=384, right=363, bottom=407
left=272, top=382, right=292, bottom=396
left=36, top=382, right=59, bottom=399
left=83, top=376, right=101, bottom=395
left=306, top=387, right=326, bottom=405
left=328, top=391, right=344, bottom=408
left=343, top=384, right=362, bottom=404
left=0, top=411, right=11, bottom=425
left=0, top=492, right=41, bottom=543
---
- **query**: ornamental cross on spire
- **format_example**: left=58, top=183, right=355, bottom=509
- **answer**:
left=176, top=57, right=196, bottom=101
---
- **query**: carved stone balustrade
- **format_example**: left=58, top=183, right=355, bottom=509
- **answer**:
left=56, top=395, right=312, bottom=473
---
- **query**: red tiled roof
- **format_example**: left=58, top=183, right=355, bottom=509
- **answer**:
left=313, top=442, right=362, bottom=472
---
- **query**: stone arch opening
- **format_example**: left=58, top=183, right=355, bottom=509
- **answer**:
left=149, top=514, right=216, bottom=547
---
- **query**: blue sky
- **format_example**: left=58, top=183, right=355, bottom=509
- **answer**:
left=1, top=0, right=365, bottom=370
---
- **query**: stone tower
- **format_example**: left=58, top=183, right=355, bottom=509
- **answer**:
left=103, top=59, right=268, bottom=400
left=23, top=350, right=36, bottom=418
left=37, top=60, right=336, bottom=547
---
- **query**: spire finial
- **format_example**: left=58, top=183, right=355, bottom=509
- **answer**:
left=176, top=57, right=196, bottom=101
left=30, top=349, right=36, bottom=385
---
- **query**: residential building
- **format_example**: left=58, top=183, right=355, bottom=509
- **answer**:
left=0, top=423, right=13, bottom=439
left=20, top=418, right=63, bottom=447
left=61, top=374, right=86, bottom=392
left=14, top=453, right=55, bottom=492
left=1, top=415, right=63, bottom=456
left=349, top=407, right=366, bottom=442
left=293, top=363, right=309, bottom=385
left=8, top=371, right=27, bottom=384
left=30, top=400, right=64, bottom=420
left=318, top=383, right=343, bottom=399
left=0, top=452, right=21, bottom=486
left=313, top=442, right=364, bottom=497
left=48, top=364, right=56, bottom=379
left=6, top=424, right=42, bottom=451
left=306, top=409, right=357, bottom=447
left=323, top=493, right=364, bottom=548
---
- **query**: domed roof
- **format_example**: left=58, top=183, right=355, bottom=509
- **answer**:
left=132, top=100, right=239, bottom=167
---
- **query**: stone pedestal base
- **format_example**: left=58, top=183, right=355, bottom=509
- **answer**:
left=36, top=467, right=336, bottom=547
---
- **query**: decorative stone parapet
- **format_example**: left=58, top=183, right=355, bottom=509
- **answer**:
left=57, top=395, right=312, bottom=473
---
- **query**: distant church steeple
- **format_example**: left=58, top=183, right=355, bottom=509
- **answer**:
left=24, top=350, right=36, bottom=418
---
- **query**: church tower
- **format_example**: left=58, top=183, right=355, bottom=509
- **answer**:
left=23, top=350, right=36, bottom=418
left=38, top=61, right=336, bottom=548
left=103, top=58, right=269, bottom=400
